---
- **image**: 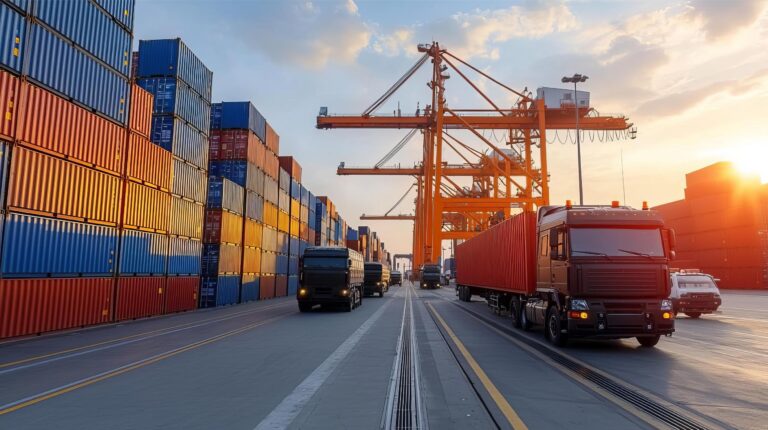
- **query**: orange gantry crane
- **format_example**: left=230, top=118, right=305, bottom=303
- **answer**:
left=317, top=42, right=632, bottom=271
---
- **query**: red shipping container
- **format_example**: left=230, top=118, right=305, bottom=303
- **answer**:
left=346, top=239, right=360, bottom=252
left=17, top=82, right=123, bottom=174
left=456, top=212, right=537, bottom=294
left=0, top=69, right=19, bottom=140
left=164, top=276, right=200, bottom=313
left=0, top=278, right=113, bottom=339
left=220, top=130, right=258, bottom=163
left=275, top=274, right=288, bottom=297
left=126, top=132, right=172, bottom=191
left=260, top=275, right=276, bottom=299
left=7, top=147, right=121, bottom=225
left=266, top=122, right=280, bottom=154
left=116, top=277, right=164, bottom=321
left=123, top=181, right=171, bottom=233
left=204, top=209, right=244, bottom=245
left=278, top=156, right=302, bottom=182
left=129, top=83, right=152, bottom=138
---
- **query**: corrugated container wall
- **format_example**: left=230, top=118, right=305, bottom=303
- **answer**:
left=0, top=3, right=26, bottom=73
left=0, top=70, right=19, bottom=140
left=200, top=275, right=239, bottom=307
left=119, top=230, right=168, bottom=275
left=137, top=39, right=213, bottom=101
left=164, top=276, right=199, bottom=313
left=168, top=237, right=203, bottom=275
left=116, top=277, right=164, bottom=321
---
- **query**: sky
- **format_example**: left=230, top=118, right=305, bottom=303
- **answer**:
left=134, top=0, right=768, bottom=258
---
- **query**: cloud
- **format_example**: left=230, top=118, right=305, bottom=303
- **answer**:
left=247, top=0, right=370, bottom=69
left=687, top=0, right=768, bottom=40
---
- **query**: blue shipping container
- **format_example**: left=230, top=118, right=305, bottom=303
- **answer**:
left=210, top=102, right=222, bottom=129
left=34, top=0, right=131, bottom=76
left=276, top=253, right=288, bottom=275
left=300, top=186, right=309, bottom=207
left=245, top=191, right=264, bottom=222
left=288, top=276, right=299, bottom=296
left=206, top=176, right=244, bottom=215
left=137, top=77, right=210, bottom=134
left=200, top=275, right=239, bottom=308
left=208, top=160, right=261, bottom=192
left=299, top=240, right=309, bottom=256
left=150, top=115, right=208, bottom=169
left=168, top=236, right=202, bottom=275
left=93, top=0, right=135, bottom=31
left=26, top=23, right=128, bottom=124
left=241, top=274, right=259, bottom=302
left=289, top=237, right=300, bottom=256
left=290, top=180, right=300, bottom=200
left=276, top=232, right=289, bottom=254
left=0, top=3, right=26, bottom=73
left=1, top=213, right=117, bottom=276
left=347, top=228, right=359, bottom=241
left=119, top=230, right=168, bottom=275
left=4, top=0, right=31, bottom=13
left=172, top=158, right=208, bottom=203
left=215, top=102, right=266, bottom=142
left=137, top=39, right=212, bottom=101
left=288, top=256, right=299, bottom=276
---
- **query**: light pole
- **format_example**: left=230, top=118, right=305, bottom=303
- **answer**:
left=561, top=73, right=589, bottom=205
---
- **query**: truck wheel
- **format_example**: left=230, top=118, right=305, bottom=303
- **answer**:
left=637, top=335, right=661, bottom=348
left=520, top=304, right=532, bottom=331
left=510, top=297, right=522, bottom=328
left=345, top=296, right=353, bottom=312
left=298, top=303, right=313, bottom=313
left=685, top=312, right=702, bottom=319
left=546, top=306, right=568, bottom=347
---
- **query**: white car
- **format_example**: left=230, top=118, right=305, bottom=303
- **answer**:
left=669, top=270, right=722, bottom=318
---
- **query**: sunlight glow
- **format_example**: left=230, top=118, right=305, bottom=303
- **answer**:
left=730, top=144, right=768, bottom=183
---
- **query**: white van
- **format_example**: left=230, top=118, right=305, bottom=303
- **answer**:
left=669, top=270, right=722, bottom=318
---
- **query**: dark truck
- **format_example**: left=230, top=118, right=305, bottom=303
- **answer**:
left=419, top=264, right=442, bottom=289
left=364, top=262, right=390, bottom=297
left=390, top=271, right=403, bottom=286
left=298, top=247, right=364, bottom=312
left=456, top=204, right=676, bottom=347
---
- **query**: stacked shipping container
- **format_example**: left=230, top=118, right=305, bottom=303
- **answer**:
left=279, top=156, right=303, bottom=295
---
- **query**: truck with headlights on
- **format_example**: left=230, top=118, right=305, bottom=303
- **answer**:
left=455, top=203, right=676, bottom=347
left=298, top=247, right=364, bottom=312
left=364, top=262, right=390, bottom=297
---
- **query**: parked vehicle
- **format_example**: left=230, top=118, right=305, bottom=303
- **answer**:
left=420, top=264, right=442, bottom=289
left=391, top=271, right=402, bottom=286
left=364, top=262, right=390, bottom=297
left=298, top=247, right=364, bottom=312
left=669, top=269, right=722, bottom=318
left=456, top=204, right=676, bottom=348
left=443, top=257, right=455, bottom=280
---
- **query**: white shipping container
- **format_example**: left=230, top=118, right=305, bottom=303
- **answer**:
left=536, top=87, right=590, bottom=109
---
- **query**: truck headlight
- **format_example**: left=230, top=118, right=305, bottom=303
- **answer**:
left=340, top=289, right=349, bottom=296
left=661, top=299, right=673, bottom=311
left=570, top=299, right=589, bottom=311
left=299, top=288, right=308, bottom=296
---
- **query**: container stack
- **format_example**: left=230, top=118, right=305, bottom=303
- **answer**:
left=307, top=193, right=318, bottom=248
left=279, top=156, right=303, bottom=295
left=0, top=1, right=136, bottom=339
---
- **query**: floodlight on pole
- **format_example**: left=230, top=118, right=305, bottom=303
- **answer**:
left=561, top=74, right=589, bottom=205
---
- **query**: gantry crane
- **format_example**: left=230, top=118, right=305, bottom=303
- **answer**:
left=317, top=42, right=633, bottom=271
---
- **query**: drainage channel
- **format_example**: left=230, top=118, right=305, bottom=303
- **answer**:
left=383, top=285, right=427, bottom=430
left=428, top=290, right=722, bottom=430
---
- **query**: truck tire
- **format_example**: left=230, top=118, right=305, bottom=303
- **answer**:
left=685, top=312, right=701, bottom=319
left=345, top=296, right=353, bottom=312
left=520, top=303, right=532, bottom=331
left=637, top=335, right=661, bottom=348
left=510, top=297, right=522, bottom=328
left=298, top=302, right=313, bottom=313
left=546, top=306, right=568, bottom=347
left=379, top=290, right=384, bottom=298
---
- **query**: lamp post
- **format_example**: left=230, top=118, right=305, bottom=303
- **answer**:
left=561, top=74, right=589, bottom=205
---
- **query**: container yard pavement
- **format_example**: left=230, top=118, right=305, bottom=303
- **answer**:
left=1, top=285, right=766, bottom=429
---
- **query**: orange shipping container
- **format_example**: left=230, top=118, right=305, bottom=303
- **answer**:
left=290, top=199, right=300, bottom=219
left=0, top=70, right=19, bottom=140
left=266, top=122, right=280, bottom=154
left=7, top=147, right=121, bottom=225
left=278, top=210, right=290, bottom=233
left=242, top=246, right=262, bottom=273
left=244, top=218, right=263, bottom=248
left=129, top=83, right=152, bottom=138
left=126, top=132, right=172, bottom=191
left=290, top=218, right=299, bottom=238
left=204, top=209, right=243, bottom=245
left=264, top=150, right=279, bottom=179
left=123, top=182, right=171, bottom=233
left=17, top=82, right=124, bottom=174
left=263, top=201, right=279, bottom=227
left=255, top=140, right=266, bottom=171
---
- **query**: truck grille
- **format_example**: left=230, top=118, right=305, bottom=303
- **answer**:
left=581, top=267, right=659, bottom=295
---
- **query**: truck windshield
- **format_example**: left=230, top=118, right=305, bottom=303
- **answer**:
left=570, top=228, right=664, bottom=257
left=303, top=257, right=347, bottom=269
left=424, top=266, right=440, bottom=273
left=365, top=265, right=382, bottom=273
left=677, top=275, right=717, bottom=288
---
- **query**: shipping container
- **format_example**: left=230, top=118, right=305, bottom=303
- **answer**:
left=242, top=246, right=262, bottom=274
left=262, top=226, right=277, bottom=253
left=265, top=122, right=279, bottom=154
left=260, top=249, right=276, bottom=273
left=18, top=81, right=124, bottom=174
left=263, top=176, right=278, bottom=203
left=290, top=179, right=301, bottom=200
left=259, top=274, right=275, bottom=300
left=164, top=276, right=199, bottom=313
left=202, top=243, right=242, bottom=274
left=137, top=39, right=213, bottom=102
left=288, top=275, right=298, bottom=296
left=116, top=277, right=164, bottom=321
left=275, top=274, right=287, bottom=297
left=0, top=70, right=19, bottom=139
left=150, top=115, right=208, bottom=169
left=210, top=129, right=262, bottom=165
left=0, top=278, right=113, bottom=339
left=126, top=132, right=172, bottom=191
left=119, top=230, right=168, bottom=275
left=264, top=150, right=279, bottom=179
left=34, top=0, right=131, bottom=76
left=263, top=201, right=279, bottom=228
left=169, top=159, right=207, bottom=203
left=244, top=218, right=263, bottom=248
left=203, top=209, right=243, bottom=245
left=245, top=191, right=264, bottom=222
left=2, top=213, right=117, bottom=276
left=129, top=83, right=152, bottom=137
left=137, top=77, right=210, bottom=134
left=290, top=218, right=299, bottom=238
left=168, top=236, right=202, bottom=275
left=0, top=3, right=26, bottom=73
left=169, top=197, right=204, bottom=239
left=276, top=253, right=288, bottom=275
left=206, top=176, right=244, bottom=214
left=93, top=0, right=135, bottom=31
left=200, top=274, right=239, bottom=307
left=208, top=160, right=263, bottom=192
left=27, top=23, right=128, bottom=124
left=278, top=156, right=302, bottom=183
left=213, top=101, right=266, bottom=141
left=241, top=274, right=260, bottom=303
left=277, top=230, right=289, bottom=254
left=123, top=181, right=170, bottom=233
left=0, top=141, right=8, bottom=204
left=456, top=212, right=537, bottom=294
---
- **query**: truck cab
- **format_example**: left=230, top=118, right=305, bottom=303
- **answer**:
left=390, top=271, right=402, bottom=286
left=420, top=264, right=442, bottom=289
left=669, top=269, right=722, bottom=318
left=298, top=247, right=364, bottom=312
left=525, top=204, right=676, bottom=347
left=364, top=262, right=390, bottom=297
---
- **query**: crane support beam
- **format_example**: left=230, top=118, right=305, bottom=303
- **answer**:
left=338, top=166, right=526, bottom=176
left=360, top=214, right=415, bottom=220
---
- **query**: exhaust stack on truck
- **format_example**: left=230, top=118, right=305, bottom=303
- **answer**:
left=455, top=204, right=676, bottom=347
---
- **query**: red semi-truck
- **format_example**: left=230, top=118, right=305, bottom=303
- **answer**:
left=456, top=204, right=676, bottom=347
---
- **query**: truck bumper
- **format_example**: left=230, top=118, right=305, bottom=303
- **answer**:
left=297, top=296, right=349, bottom=305
left=363, top=285, right=383, bottom=295
left=566, top=310, right=674, bottom=339
left=671, top=297, right=721, bottom=314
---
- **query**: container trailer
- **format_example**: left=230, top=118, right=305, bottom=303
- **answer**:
left=298, top=247, right=364, bottom=312
left=455, top=204, right=676, bottom=347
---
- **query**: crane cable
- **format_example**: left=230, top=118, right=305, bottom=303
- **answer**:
left=362, top=53, right=429, bottom=117
left=385, top=183, right=416, bottom=216
left=375, top=129, right=418, bottom=168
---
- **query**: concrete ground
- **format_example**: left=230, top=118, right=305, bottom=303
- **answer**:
left=0, top=283, right=765, bottom=429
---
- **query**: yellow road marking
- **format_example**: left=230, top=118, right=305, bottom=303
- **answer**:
left=0, top=302, right=292, bottom=369
left=427, top=302, right=528, bottom=430
left=0, top=313, right=289, bottom=416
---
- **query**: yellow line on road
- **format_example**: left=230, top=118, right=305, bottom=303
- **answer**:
left=0, top=313, right=289, bottom=416
left=427, top=302, right=528, bottom=430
